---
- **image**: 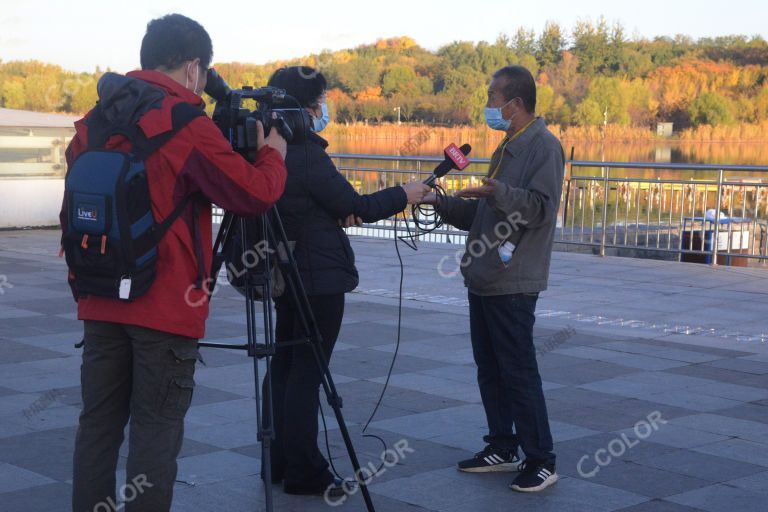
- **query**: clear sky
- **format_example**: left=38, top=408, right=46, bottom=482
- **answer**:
left=2, top=0, right=766, bottom=73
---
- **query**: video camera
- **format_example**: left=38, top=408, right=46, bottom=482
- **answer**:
left=204, top=68, right=312, bottom=160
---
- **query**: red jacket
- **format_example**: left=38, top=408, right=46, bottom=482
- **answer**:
left=62, top=70, right=287, bottom=338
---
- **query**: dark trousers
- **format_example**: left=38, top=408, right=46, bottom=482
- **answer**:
left=263, top=293, right=345, bottom=486
left=72, top=321, right=198, bottom=512
left=468, top=292, right=555, bottom=464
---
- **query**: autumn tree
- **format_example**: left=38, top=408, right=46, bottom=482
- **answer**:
left=1, top=77, right=25, bottom=109
left=1, top=24, right=765, bottom=128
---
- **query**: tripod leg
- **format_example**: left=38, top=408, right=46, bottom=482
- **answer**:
left=266, top=209, right=377, bottom=512
left=207, top=211, right=236, bottom=298
left=241, top=217, right=275, bottom=512
left=259, top=281, right=276, bottom=505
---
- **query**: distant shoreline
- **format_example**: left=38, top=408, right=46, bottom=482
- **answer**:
left=324, top=122, right=768, bottom=143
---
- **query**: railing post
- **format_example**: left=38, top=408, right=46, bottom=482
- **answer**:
left=711, top=169, right=724, bottom=267
left=599, top=168, right=610, bottom=257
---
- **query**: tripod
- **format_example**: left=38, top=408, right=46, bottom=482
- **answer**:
left=199, top=207, right=377, bottom=512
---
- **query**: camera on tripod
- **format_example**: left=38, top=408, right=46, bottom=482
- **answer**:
left=204, top=68, right=312, bottom=160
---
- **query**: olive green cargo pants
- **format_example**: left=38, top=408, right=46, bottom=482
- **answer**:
left=72, top=320, right=198, bottom=512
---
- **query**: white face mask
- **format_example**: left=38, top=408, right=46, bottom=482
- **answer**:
left=312, top=103, right=330, bottom=133
left=185, top=62, right=200, bottom=96
left=484, top=97, right=516, bottom=131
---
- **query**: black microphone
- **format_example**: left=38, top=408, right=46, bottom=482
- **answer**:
left=424, top=143, right=471, bottom=187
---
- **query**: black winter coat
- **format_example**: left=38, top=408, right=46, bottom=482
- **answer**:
left=277, top=133, right=407, bottom=296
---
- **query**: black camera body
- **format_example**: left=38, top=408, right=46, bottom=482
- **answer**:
left=204, top=69, right=312, bottom=160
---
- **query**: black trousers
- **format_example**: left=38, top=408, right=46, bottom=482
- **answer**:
left=72, top=321, right=198, bottom=512
left=263, top=293, right=345, bottom=486
left=468, top=292, right=555, bottom=464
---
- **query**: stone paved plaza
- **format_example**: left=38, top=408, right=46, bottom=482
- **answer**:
left=1, top=229, right=767, bottom=512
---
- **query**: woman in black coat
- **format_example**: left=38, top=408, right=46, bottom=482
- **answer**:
left=262, top=66, right=430, bottom=497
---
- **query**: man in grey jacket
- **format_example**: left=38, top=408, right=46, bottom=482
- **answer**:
left=423, top=65, right=564, bottom=493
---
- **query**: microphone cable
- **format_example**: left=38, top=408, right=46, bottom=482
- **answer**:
left=319, top=175, right=456, bottom=485
left=395, top=181, right=450, bottom=249
left=318, top=211, right=411, bottom=485
left=358, top=174, right=452, bottom=435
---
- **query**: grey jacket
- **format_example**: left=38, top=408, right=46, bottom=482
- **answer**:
left=438, top=118, right=564, bottom=295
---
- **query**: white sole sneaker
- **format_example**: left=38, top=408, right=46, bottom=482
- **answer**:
left=458, top=462, right=519, bottom=473
left=510, top=473, right=559, bottom=492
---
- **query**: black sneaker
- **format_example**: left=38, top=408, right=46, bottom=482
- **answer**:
left=510, top=460, right=558, bottom=492
left=457, top=445, right=520, bottom=473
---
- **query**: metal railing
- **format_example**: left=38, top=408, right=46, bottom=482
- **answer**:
left=563, top=161, right=768, bottom=266
left=328, top=153, right=768, bottom=266
left=6, top=128, right=760, bottom=266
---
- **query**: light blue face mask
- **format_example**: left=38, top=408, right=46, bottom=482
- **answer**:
left=484, top=98, right=516, bottom=131
left=312, top=103, right=330, bottom=133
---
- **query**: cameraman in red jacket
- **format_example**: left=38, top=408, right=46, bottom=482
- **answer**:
left=62, top=14, right=287, bottom=512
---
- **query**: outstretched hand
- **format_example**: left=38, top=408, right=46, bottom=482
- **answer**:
left=454, top=178, right=502, bottom=199
left=402, top=182, right=432, bottom=205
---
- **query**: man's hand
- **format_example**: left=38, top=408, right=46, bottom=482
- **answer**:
left=339, top=214, right=363, bottom=228
left=454, top=178, right=502, bottom=199
left=402, top=182, right=432, bottom=205
left=420, top=192, right=439, bottom=205
left=256, top=117, right=287, bottom=160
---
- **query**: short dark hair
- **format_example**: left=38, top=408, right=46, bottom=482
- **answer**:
left=493, top=66, right=536, bottom=114
left=267, top=67, right=327, bottom=108
left=140, top=14, right=213, bottom=71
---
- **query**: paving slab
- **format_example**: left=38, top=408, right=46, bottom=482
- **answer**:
left=0, top=230, right=766, bottom=511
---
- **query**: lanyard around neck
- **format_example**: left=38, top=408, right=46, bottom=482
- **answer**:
left=488, top=118, right=536, bottom=179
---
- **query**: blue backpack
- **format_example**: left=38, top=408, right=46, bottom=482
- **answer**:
left=62, top=102, right=204, bottom=301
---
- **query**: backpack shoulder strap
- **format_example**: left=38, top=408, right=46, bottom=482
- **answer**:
left=85, top=101, right=205, bottom=157
left=132, top=102, right=206, bottom=159
left=85, top=104, right=139, bottom=151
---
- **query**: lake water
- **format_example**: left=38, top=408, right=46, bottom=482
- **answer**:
left=325, top=135, right=768, bottom=181
left=2, top=125, right=766, bottom=181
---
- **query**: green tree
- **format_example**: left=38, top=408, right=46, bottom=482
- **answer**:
left=572, top=18, right=611, bottom=75
left=441, top=65, right=485, bottom=94
left=511, top=27, right=536, bottom=57
left=571, top=18, right=625, bottom=75
left=582, top=76, right=630, bottom=125
left=536, top=21, right=565, bottom=68
left=735, top=97, right=756, bottom=122
left=516, top=54, right=540, bottom=75
left=618, top=46, right=655, bottom=77
left=574, top=98, right=604, bottom=126
left=625, top=79, right=658, bottom=126
left=688, top=92, right=737, bottom=125
left=381, top=65, right=432, bottom=96
left=336, top=57, right=380, bottom=94
left=536, top=84, right=556, bottom=117
left=754, top=86, right=768, bottom=121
